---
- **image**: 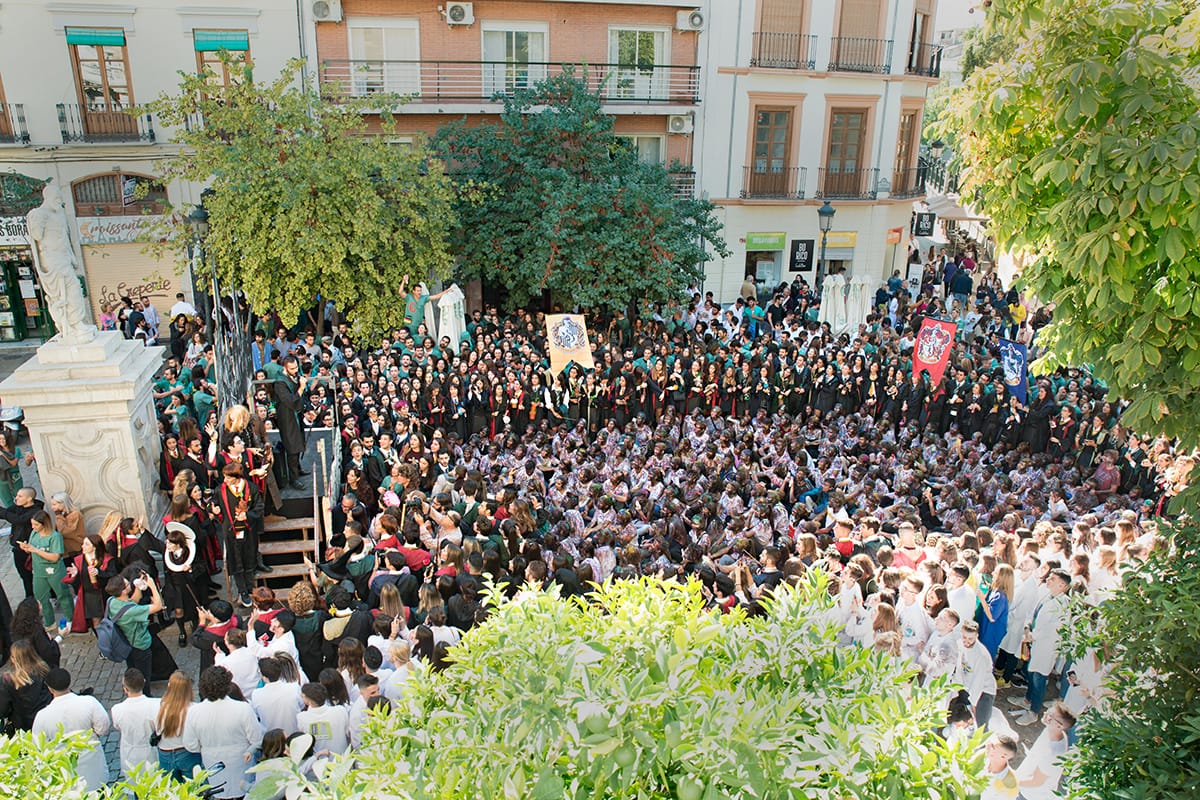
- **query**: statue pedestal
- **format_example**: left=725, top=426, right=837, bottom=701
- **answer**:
left=0, top=331, right=165, bottom=534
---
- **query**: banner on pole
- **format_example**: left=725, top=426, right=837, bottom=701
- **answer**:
left=998, top=338, right=1029, bottom=404
left=913, top=317, right=957, bottom=386
left=546, top=314, right=594, bottom=375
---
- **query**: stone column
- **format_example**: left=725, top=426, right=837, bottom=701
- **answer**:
left=0, top=331, right=164, bottom=534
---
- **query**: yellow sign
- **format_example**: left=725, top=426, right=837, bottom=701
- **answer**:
left=823, top=231, right=858, bottom=248
left=545, top=314, right=595, bottom=375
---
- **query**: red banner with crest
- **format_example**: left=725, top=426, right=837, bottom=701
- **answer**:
left=912, top=318, right=957, bottom=386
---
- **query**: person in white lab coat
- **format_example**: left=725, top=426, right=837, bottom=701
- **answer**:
left=1012, top=570, right=1071, bottom=726
left=250, top=655, right=304, bottom=736
left=295, top=682, right=350, bottom=756
left=31, top=668, right=110, bottom=792
left=110, top=668, right=161, bottom=778
left=183, top=666, right=265, bottom=799
left=214, top=628, right=261, bottom=700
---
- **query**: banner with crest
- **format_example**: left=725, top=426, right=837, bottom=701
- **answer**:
left=913, top=317, right=957, bottom=386
left=998, top=338, right=1029, bottom=404
left=546, top=314, right=595, bottom=375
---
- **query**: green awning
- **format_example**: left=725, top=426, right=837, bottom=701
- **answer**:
left=65, top=27, right=127, bottom=46
left=193, top=30, right=250, bottom=52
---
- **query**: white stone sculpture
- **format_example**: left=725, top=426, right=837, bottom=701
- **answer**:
left=26, top=185, right=96, bottom=345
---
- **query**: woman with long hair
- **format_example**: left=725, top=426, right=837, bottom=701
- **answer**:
left=156, top=670, right=203, bottom=781
left=977, top=563, right=1013, bottom=660
left=22, top=510, right=72, bottom=628
left=64, top=533, right=117, bottom=633
left=9, top=597, right=60, bottom=668
left=0, top=640, right=51, bottom=732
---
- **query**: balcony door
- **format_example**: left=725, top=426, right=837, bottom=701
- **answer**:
left=826, top=109, right=866, bottom=196
left=608, top=29, right=668, bottom=101
left=482, top=27, right=547, bottom=97
left=749, top=108, right=793, bottom=196
left=67, top=28, right=137, bottom=138
left=833, top=0, right=883, bottom=70
left=347, top=20, right=420, bottom=97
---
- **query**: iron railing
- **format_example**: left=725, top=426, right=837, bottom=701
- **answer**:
left=816, top=167, right=880, bottom=200
left=0, top=105, right=29, bottom=144
left=922, top=155, right=960, bottom=195
left=320, top=60, right=701, bottom=105
left=57, top=103, right=155, bottom=143
left=750, top=33, right=818, bottom=70
left=741, top=166, right=807, bottom=200
left=891, top=166, right=929, bottom=199
left=828, top=37, right=894, bottom=73
left=670, top=170, right=696, bottom=199
left=906, top=42, right=943, bottom=78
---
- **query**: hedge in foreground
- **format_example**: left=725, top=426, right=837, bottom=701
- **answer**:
left=258, top=575, right=985, bottom=800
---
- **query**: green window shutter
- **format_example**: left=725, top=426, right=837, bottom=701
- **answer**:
left=193, top=30, right=250, bottom=52
left=65, top=27, right=127, bottom=46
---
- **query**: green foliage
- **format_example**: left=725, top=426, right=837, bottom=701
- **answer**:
left=1059, top=518, right=1200, bottom=799
left=264, top=576, right=985, bottom=799
left=141, top=57, right=458, bottom=338
left=943, top=0, right=1200, bottom=450
left=0, top=731, right=207, bottom=799
left=430, top=71, right=728, bottom=312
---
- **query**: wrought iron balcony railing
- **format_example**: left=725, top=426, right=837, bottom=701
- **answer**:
left=906, top=42, right=943, bottom=78
left=0, top=104, right=30, bottom=144
left=891, top=166, right=929, bottom=199
left=816, top=167, right=880, bottom=200
left=828, top=37, right=894, bottom=74
left=741, top=166, right=807, bottom=200
left=57, top=103, right=155, bottom=144
left=320, top=60, right=701, bottom=105
left=750, top=33, right=818, bottom=71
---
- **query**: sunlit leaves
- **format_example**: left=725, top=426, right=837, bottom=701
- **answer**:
left=142, top=57, right=457, bottom=338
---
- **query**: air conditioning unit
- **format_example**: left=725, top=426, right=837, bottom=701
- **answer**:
left=668, top=114, right=694, bottom=134
left=445, top=2, right=475, bottom=25
left=312, top=0, right=342, bottom=22
left=676, top=9, right=705, bottom=31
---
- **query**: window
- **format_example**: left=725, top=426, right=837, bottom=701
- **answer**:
left=893, top=109, right=921, bottom=195
left=608, top=29, right=668, bottom=100
left=827, top=109, right=865, bottom=171
left=348, top=19, right=421, bottom=96
left=72, top=173, right=167, bottom=216
left=194, top=30, right=251, bottom=88
left=748, top=108, right=793, bottom=195
left=616, top=135, right=664, bottom=164
left=482, top=25, right=547, bottom=96
left=67, top=27, right=136, bottom=136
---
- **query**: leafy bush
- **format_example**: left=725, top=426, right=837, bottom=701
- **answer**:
left=261, top=576, right=984, bottom=799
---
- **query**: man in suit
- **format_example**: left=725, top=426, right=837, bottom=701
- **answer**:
left=275, top=355, right=307, bottom=489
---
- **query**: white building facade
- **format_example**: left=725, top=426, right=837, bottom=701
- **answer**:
left=0, top=1, right=302, bottom=338
left=694, top=0, right=941, bottom=302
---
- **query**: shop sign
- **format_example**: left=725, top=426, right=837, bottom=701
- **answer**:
left=823, top=231, right=858, bottom=248
left=745, top=232, right=787, bottom=251
left=77, top=215, right=164, bottom=245
left=0, top=217, right=30, bottom=246
left=789, top=239, right=815, bottom=272
left=914, top=212, right=937, bottom=237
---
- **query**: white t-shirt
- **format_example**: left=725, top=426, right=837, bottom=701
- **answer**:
left=251, top=681, right=304, bottom=736
left=1016, top=728, right=1069, bottom=800
left=296, top=704, right=350, bottom=755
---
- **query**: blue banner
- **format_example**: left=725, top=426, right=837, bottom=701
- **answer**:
left=998, top=338, right=1028, bottom=404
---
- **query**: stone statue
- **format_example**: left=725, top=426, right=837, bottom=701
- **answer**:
left=26, top=184, right=96, bottom=345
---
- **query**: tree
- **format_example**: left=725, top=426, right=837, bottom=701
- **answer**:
left=430, top=71, right=728, bottom=312
left=942, top=0, right=1200, bottom=455
left=947, top=2, right=1200, bottom=796
left=142, top=58, right=458, bottom=338
left=248, top=577, right=985, bottom=800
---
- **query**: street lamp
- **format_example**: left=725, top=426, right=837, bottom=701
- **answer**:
left=930, top=138, right=946, bottom=159
left=817, top=200, right=836, bottom=291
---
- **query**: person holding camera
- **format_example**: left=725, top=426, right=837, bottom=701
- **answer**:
left=105, top=571, right=165, bottom=696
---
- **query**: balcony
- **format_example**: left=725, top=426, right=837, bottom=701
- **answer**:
left=750, top=33, right=818, bottom=70
left=906, top=43, right=943, bottom=78
left=891, top=166, right=929, bottom=199
left=669, top=170, right=696, bottom=200
left=828, top=37, right=894, bottom=74
left=319, top=60, right=701, bottom=106
left=741, top=166, right=807, bottom=200
left=0, top=104, right=29, bottom=144
left=57, top=104, right=155, bottom=144
left=816, top=167, right=879, bottom=200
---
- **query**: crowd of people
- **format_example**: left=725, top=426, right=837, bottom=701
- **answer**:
left=0, top=254, right=1190, bottom=800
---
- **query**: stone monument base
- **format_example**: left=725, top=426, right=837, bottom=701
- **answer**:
left=0, top=331, right=164, bottom=534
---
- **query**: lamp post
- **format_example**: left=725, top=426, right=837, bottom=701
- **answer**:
left=817, top=200, right=836, bottom=293
left=930, top=138, right=945, bottom=159
left=187, top=200, right=224, bottom=408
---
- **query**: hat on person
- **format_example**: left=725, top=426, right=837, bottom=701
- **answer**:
left=165, top=521, right=196, bottom=545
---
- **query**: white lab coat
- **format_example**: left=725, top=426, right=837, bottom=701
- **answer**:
left=32, top=693, right=111, bottom=791
left=999, top=573, right=1043, bottom=655
left=215, top=646, right=262, bottom=700
left=1027, top=593, right=1069, bottom=675
left=296, top=704, right=350, bottom=755
left=111, top=693, right=161, bottom=777
left=250, top=680, right=304, bottom=735
left=183, top=697, right=265, bottom=799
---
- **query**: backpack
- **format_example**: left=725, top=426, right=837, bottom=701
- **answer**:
left=96, top=600, right=136, bottom=662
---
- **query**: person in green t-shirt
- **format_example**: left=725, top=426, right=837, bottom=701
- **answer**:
left=19, top=510, right=72, bottom=626
left=105, top=571, right=165, bottom=693
left=400, top=275, right=449, bottom=339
